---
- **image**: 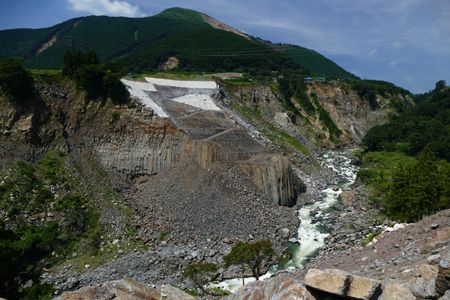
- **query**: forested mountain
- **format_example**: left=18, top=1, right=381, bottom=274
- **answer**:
left=0, top=8, right=355, bottom=78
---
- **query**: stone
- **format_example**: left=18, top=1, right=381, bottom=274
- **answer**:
left=418, top=264, right=439, bottom=281
left=54, top=278, right=194, bottom=300
left=341, top=190, right=357, bottom=204
left=224, top=274, right=316, bottom=300
left=439, top=290, right=450, bottom=300
left=379, top=280, right=415, bottom=300
left=347, top=275, right=382, bottom=299
left=436, top=255, right=450, bottom=297
left=428, top=254, right=442, bottom=265
left=426, top=227, right=450, bottom=250
left=16, top=115, right=33, bottom=132
left=281, top=228, right=290, bottom=238
left=409, top=277, right=436, bottom=299
left=305, top=269, right=350, bottom=296
left=431, top=224, right=440, bottom=229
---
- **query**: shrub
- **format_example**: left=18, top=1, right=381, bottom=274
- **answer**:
left=0, top=58, right=35, bottom=105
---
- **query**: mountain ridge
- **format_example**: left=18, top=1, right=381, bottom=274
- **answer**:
left=0, top=7, right=355, bottom=79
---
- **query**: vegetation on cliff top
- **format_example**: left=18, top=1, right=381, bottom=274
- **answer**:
left=62, top=50, right=129, bottom=104
left=0, top=57, right=36, bottom=106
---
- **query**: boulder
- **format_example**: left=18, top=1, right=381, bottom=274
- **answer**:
left=428, top=254, right=442, bottom=265
left=409, top=277, right=436, bottom=299
left=426, top=227, right=450, bottom=250
left=281, top=228, right=290, bottom=238
left=304, top=269, right=381, bottom=299
left=340, top=190, right=357, bottom=204
left=347, top=275, right=382, bottom=299
left=436, top=255, right=450, bottom=297
left=418, top=263, right=439, bottom=281
left=224, top=274, right=315, bottom=300
left=440, top=290, right=450, bottom=300
left=305, top=269, right=350, bottom=296
left=379, top=280, right=415, bottom=300
left=54, top=278, right=194, bottom=300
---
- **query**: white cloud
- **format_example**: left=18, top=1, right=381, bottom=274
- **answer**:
left=67, top=0, right=145, bottom=17
left=389, top=60, right=399, bottom=67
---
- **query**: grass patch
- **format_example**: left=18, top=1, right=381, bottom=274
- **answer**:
left=357, top=151, right=416, bottom=205
left=362, top=231, right=381, bottom=246
left=110, top=111, right=120, bottom=125
left=263, top=123, right=310, bottom=156
left=231, top=103, right=310, bottom=156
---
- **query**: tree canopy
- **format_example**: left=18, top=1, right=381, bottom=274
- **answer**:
left=382, top=147, right=450, bottom=222
left=62, top=50, right=129, bottom=104
left=0, top=57, right=35, bottom=106
left=224, top=240, right=274, bottom=281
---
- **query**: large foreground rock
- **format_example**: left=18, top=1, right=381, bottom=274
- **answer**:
left=409, top=277, right=436, bottom=299
left=305, top=269, right=349, bottom=296
left=224, top=274, right=315, bottom=300
left=436, top=254, right=450, bottom=297
left=54, top=278, right=194, bottom=300
left=379, top=280, right=415, bottom=300
left=347, top=274, right=382, bottom=299
left=304, top=269, right=381, bottom=299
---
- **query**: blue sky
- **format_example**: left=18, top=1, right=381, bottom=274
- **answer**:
left=1, top=0, right=449, bottom=93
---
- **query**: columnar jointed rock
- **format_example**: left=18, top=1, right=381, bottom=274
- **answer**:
left=436, top=254, right=450, bottom=297
left=53, top=278, right=194, bottom=300
left=239, top=154, right=304, bottom=207
left=304, top=269, right=381, bottom=300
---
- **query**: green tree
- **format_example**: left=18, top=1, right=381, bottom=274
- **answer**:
left=0, top=58, right=35, bottom=105
left=383, top=146, right=450, bottom=222
left=435, top=80, right=446, bottom=91
left=102, top=72, right=129, bottom=104
left=62, top=49, right=99, bottom=77
left=183, top=262, right=218, bottom=295
left=224, top=240, right=274, bottom=285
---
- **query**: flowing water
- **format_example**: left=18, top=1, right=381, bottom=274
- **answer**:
left=213, top=150, right=359, bottom=293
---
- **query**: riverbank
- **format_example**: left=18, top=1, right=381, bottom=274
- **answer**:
left=212, top=149, right=362, bottom=292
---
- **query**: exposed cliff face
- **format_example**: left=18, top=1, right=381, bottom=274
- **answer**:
left=308, top=82, right=412, bottom=143
left=224, top=81, right=412, bottom=152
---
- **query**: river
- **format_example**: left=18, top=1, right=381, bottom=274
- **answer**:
left=212, top=150, right=359, bottom=293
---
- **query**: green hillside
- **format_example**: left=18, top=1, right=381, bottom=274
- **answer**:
left=0, top=7, right=352, bottom=77
left=277, top=45, right=356, bottom=79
